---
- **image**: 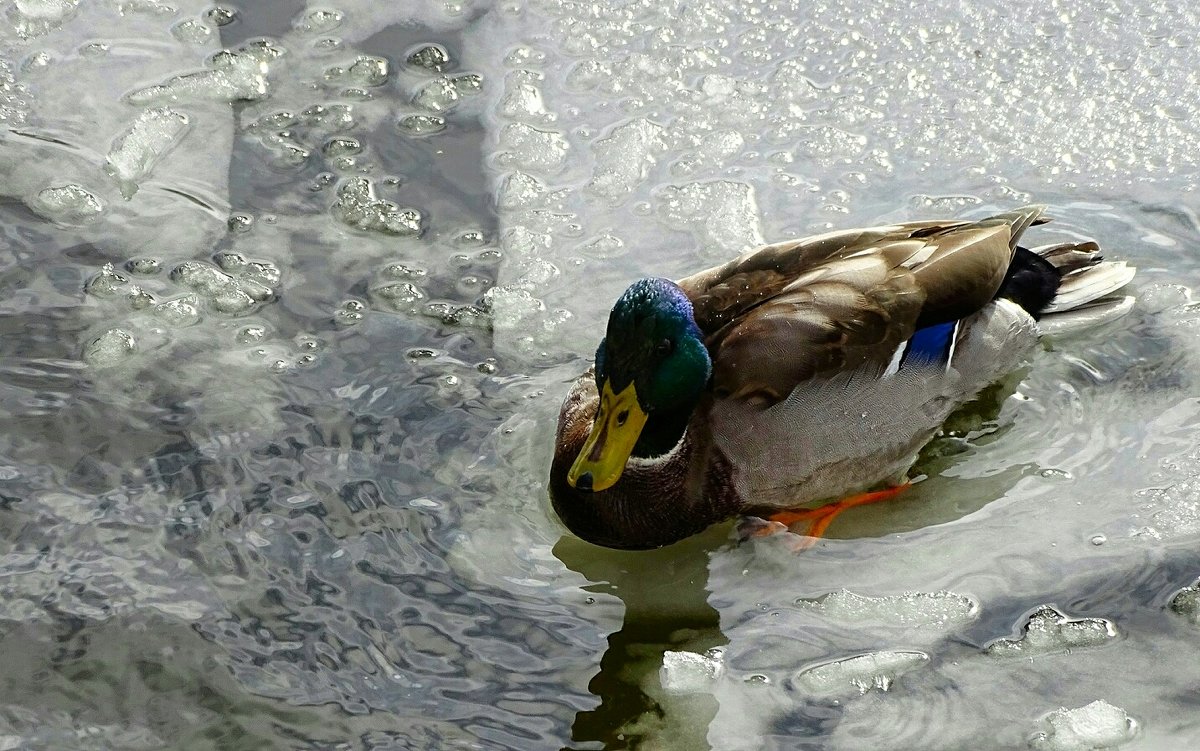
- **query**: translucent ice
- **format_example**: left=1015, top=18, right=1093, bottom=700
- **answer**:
left=11, top=0, right=79, bottom=38
left=660, top=648, right=725, bottom=695
left=32, top=184, right=103, bottom=223
left=83, top=328, right=136, bottom=367
left=496, top=172, right=547, bottom=210
left=655, top=180, right=764, bottom=253
left=330, top=178, right=423, bottom=236
left=498, top=80, right=551, bottom=124
left=84, top=263, right=129, bottom=298
left=987, top=606, right=1118, bottom=658
left=793, top=650, right=928, bottom=697
left=104, top=108, right=190, bottom=197
left=126, top=52, right=268, bottom=105
left=171, top=19, right=214, bottom=45
left=324, top=56, right=389, bottom=87
left=412, top=77, right=461, bottom=113
left=1031, top=700, right=1138, bottom=751
left=499, top=123, right=569, bottom=173
left=295, top=8, right=343, bottom=34
left=1169, top=580, right=1200, bottom=626
left=796, top=589, right=978, bottom=629
left=407, top=44, right=451, bottom=72
left=398, top=114, right=445, bottom=136
left=482, top=286, right=544, bottom=331
left=588, top=118, right=663, bottom=202
left=169, top=261, right=274, bottom=314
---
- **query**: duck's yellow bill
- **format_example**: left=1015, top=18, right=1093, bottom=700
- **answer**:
left=567, top=382, right=648, bottom=492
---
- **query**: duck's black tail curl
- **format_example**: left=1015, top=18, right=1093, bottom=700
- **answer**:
left=998, top=239, right=1136, bottom=327
left=996, top=246, right=1062, bottom=320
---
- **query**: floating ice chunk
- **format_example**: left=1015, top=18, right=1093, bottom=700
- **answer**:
left=1169, top=579, right=1200, bottom=625
left=302, top=103, right=355, bottom=133
left=32, top=184, right=103, bottom=223
left=371, top=282, right=425, bottom=312
left=655, top=180, right=764, bottom=253
left=153, top=296, right=201, bottom=327
left=496, top=172, right=546, bottom=209
left=104, top=108, right=189, bottom=197
left=324, top=56, right=389, bottom=87
left=171, top=18, right=214, bottom=45
left=169, top=261, right=273, bottom=314
left=671, top=130, right=745, bottom=176
left=295, top=7, right=343, bottom=34
left=126, top=52, right=268, bottom=105
left=500, top=226, right=551, bottom=258
left=407, top=44, right=451, bottom=72
left=499, top=81, right=551, bottom=124
left=114, top=0, right=175, bottom=15
left=577, top=233, right=626, bottom=259
left=499, top=123, right=569, bottom=173
left=794, top=125, right=868, bottom=163
left=205, top=5, right=236, bottom=25
left=796, top=589, right=978, bottom=629
left=451, top=73, right=482, bottom=95
left=1031, top=700, right=1138, bottom=751
left=660, top=648, right=726, bottom=695
left=794, top=650, right=928, bottom=697
left=85, top=263, right=129, bottom=298
left=398, top=114, right=446, bottom=136
left=12, top=0, right=80, bottom=38
left=83, top=329, right=136, bottom=367
left=259, top=132, right=310, bottom=167
left=587, top=118, right=662, bottom=202
left=986, top=606, right=1118, bottom=658
left=483, top=286, right=544, bottom=331
left=331, top=178, right=422, bottom=236
left=413, top=77, right=461, bottom=112
left=126, top=257, right=162, bottom=275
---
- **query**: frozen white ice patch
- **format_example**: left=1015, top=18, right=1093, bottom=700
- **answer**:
left=660, top=647, right=725, bottom=695
left=31, top=183, right=103, bottom=223
left=986, top=605, right=1118, bottom=658
left=104, top=108, right=190, bottom=198
left=587, top=118, right=663, bottom=203
left=793, top=650, right=928, bottom=697
left=1031, top=700, right=1138, bottom=751
left=654, top=179, right=764, bottom=254
left=796, top=589, right=978, bottom=629
left=498, top=123, right=569, bottom=174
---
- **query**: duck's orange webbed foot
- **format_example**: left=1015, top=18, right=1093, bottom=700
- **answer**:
left=740, top=482, right=912, bottom=551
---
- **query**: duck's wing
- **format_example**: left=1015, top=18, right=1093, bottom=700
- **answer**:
left=681, top=206, right=1045, bottom=404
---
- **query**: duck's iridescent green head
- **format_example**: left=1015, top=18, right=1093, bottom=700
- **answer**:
left=568, top=278, right=712, bottom=492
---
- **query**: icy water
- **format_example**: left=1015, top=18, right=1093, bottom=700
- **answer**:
left=1, top=0, right=1200, bottom=749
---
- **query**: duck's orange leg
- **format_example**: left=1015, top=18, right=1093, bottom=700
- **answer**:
left=742, top=482, right=912, bottom=550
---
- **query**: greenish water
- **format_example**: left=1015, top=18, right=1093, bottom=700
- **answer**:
left=1, top=0, right=1199, bottom=749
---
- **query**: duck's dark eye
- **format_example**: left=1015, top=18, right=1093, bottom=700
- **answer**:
left=655, top=338, right=673, bottom=357
left=616, top=409, right=629, bottom=426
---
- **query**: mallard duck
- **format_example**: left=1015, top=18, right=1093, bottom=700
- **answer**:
left=549, top=206, right=1136, bottom=550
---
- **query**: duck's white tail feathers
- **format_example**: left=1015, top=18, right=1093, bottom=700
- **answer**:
left=1033, top=241, right=1137, bottom=326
